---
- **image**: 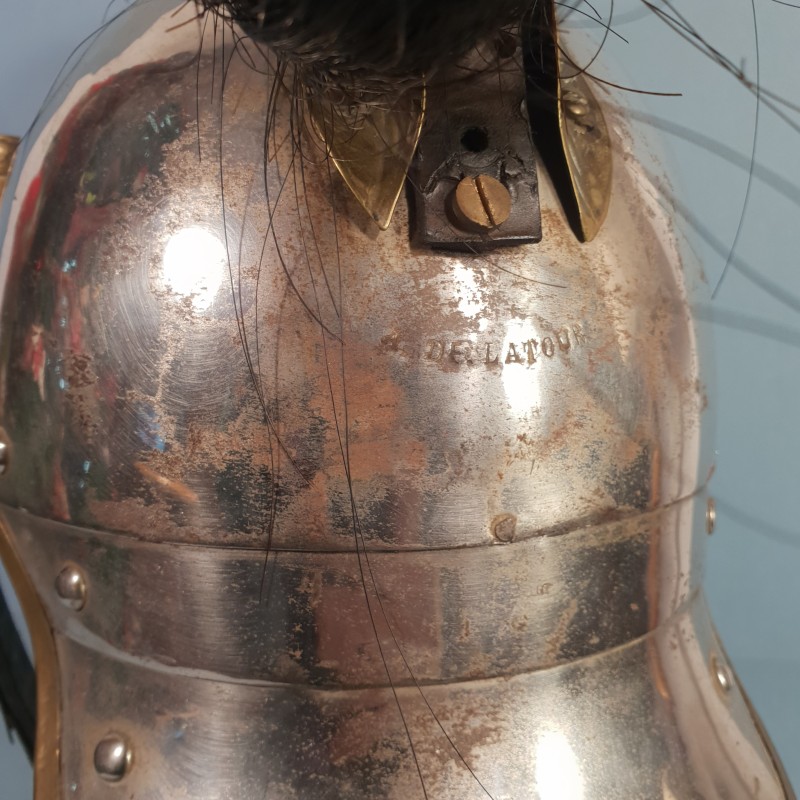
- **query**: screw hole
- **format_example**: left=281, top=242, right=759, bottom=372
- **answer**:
left=460, top=127, right=489, bottom=153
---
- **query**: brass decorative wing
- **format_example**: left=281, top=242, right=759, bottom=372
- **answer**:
left=524, top=0, right=612, bottom=242
left=308, top=88, right=425, bottom=230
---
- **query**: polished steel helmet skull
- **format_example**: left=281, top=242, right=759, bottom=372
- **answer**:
left=0, top=0, right=793, bottom=797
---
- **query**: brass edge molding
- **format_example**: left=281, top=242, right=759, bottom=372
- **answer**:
left=742, top=689, right=798, bottom=800
left=0, top=515, right=61, bottom=800
left=716, top=628, right=797, bottom=800
left=2, top=146, right=59, bottom=800
left=0, top=135, right=21, bottom=199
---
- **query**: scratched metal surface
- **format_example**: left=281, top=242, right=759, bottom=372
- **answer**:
left=0, top=0, right=798, bottom=795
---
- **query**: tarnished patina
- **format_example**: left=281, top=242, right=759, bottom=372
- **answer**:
left=0, top=0, right=792, bottom=797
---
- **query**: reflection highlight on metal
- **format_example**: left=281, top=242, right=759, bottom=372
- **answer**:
left=500, top=317, right=545, bottom=414
left=535, top=731, right=584, bottom=800
left=0, top=431, right=9, bottom=476
left=0, top=0, right=792, bottom=798
left=54, top=563, right=86, bottom=611
left=93, top=734, right=132, bottom=782
left=160, top=226, right=226, bottom=311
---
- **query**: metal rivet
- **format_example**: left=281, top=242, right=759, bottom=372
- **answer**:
left=93, top=734, right=132, bottom=782
left=453, top=174, right=512, bottom=231
left=706, top=497, right=716, bottom=535
left=0, top=427, right=11, bottom=476
left=55, top=564, right=87, bottom=611
left=491, top=513, right=517, bottom=543
left=563, top=91, right=590, bottom=119
left=0, top=439, right=8, bottom=476
left=711, top=653, right=734, bottom=695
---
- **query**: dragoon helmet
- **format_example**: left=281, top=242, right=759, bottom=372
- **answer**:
left=0, top=0, right=794, bottom=797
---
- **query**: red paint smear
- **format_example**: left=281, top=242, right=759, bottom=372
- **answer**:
left=6, top=173, right=43, bottom=279
left=49, top=73, right=122, bottom=166
left=7, top=72, right=121, bottom=275
left=7, top=62, right=152, bottom=284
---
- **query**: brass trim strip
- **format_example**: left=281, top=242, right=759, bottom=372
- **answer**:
left=736, top=661, right=797, bottom=799
left=0, top=135, right=20, bottom=199
left=0, top=515, right=61, bottom=800
left=713, top=624, right=797, bottom=799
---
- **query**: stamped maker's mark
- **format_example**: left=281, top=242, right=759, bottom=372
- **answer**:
left=380, top=324, right=586, bottom=369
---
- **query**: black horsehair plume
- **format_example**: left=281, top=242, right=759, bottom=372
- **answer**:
left=202, top=0, right=532, bottom=94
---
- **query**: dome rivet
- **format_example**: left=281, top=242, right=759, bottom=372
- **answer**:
left=706, top=497, right=716, bottom=535
left=563, top=91, right=590, bottom=119
left=491, top=513, right=517, bottom=543
left=93, top=734, right=132, bottom=782
left=55, top=564, right=87, bottom=611
left=0, top=428, right=11, bottom=476
left=711, top=653, right=734, bottom=695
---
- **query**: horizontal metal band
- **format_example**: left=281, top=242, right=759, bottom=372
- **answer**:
left=3, top=494, right=705, bottom=686
left=53, top=596, right=788, bottom=799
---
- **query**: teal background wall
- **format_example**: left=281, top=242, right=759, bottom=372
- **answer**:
left=1, top=0, right=798, bottom=795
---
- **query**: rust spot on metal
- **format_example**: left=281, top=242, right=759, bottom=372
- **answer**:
left=134, top=461, right=199, bottom=504
left=491, top=513, right=517, bottom=543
